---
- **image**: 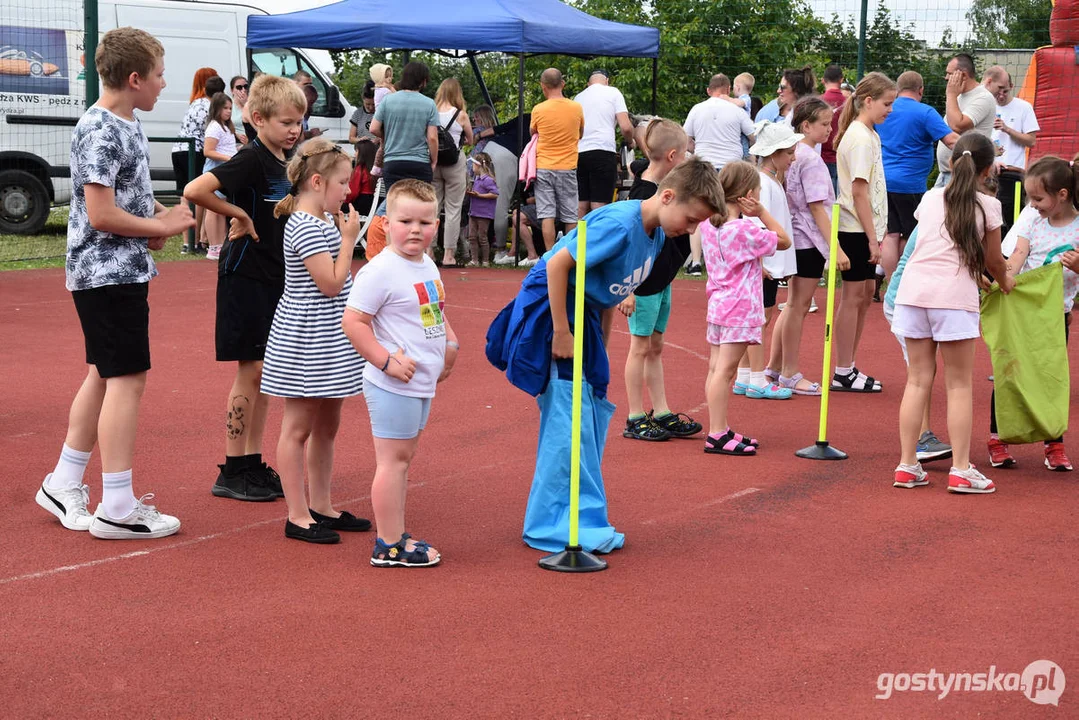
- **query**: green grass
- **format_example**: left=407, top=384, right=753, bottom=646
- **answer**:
left=0, top=207, right=196, bottom=271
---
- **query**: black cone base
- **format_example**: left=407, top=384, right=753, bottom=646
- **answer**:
left=795, top=441, right=848, bottom=460
left=538, top=545, right=608, bottom=572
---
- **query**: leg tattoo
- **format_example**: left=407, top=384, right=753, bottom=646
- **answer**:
left=226, top=394, right=250, bottom=440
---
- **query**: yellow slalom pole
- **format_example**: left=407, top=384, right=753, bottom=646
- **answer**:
left=567, top=219, right=587, bottom=549
left=817, top=204, right=840, bottom=443
left=1014, top=180, right=1022, bottom=225
left=796, top=203, right=847, bottom=460
left=539, top=219, right=607, bottom=571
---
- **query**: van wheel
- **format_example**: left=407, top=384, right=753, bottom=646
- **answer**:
left=0, top=170, right=50, bottom=234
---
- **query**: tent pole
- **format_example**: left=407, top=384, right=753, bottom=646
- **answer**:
left=515, top=52, right=525, bottom=267
left=651, top=57, right=658, bottom=114
left=469, top=53, right=497, bottom=122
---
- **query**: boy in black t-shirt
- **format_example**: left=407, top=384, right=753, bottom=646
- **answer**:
left=184, top=75, right=306, bottom=501
left=617, top=119, right=702, bottom=441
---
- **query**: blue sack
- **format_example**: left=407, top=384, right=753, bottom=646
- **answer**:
left=522, top=367, right=623, bottom=554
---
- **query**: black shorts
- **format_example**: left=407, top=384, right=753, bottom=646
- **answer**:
left=795, top=247, right=826, bottom=279
left=576, top=150, right=619, bottom=204
left=215, top=273, right=284, bottom=362
left=382, top=160, right=433, bottom=190
left=886, top=192, right=922, bottom=238
left=837, top=231, right=877, bottom=282
left=172, top=150, right=206, bottom=195
left=71, top=283, right=151, bottom=378
left=763, top=276, right=780, bottom=309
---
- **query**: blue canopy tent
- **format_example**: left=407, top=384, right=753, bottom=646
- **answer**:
left=246, top=0, right=661, bottom=116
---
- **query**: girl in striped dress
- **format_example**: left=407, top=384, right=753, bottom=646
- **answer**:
left=263, top=139, right=368, bottom=544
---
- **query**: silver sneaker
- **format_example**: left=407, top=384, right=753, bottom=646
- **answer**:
left=36, top=477, right=93, bottom=531
left=916, top=430, right=953, bottom=463
left=89, top=494, right=181, bottom=540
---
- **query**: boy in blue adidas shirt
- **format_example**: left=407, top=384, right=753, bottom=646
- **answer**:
left=487, top=158, right=722, bottom=554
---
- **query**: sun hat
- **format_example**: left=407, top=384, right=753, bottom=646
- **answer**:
left=369, top=63, right=392, bottom=83
left=748, top=120, right=804, bottom=157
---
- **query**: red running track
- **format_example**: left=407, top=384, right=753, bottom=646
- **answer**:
left=1, top=260, right=1076, bottom=718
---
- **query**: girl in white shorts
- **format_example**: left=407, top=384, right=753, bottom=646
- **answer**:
left=891, top=134, right=1013, bottom=494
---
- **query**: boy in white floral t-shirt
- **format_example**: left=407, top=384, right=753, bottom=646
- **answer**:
left=36, top=28, right=193, bottom=540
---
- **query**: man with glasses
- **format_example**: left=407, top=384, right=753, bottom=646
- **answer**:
left=935, top=53, right=996, bottom=187
left=987, top=67, right=1039, bottom=238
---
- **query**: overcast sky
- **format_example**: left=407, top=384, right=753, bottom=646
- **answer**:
left=808, top=0, right=975, bottom=45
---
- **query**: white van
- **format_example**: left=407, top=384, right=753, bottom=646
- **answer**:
left=0, top=0, right=352, bottom=234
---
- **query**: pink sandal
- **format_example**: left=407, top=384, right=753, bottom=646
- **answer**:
left=779, top=372, right=822, bottom=396
left=704, top=430, right=758, bottom=456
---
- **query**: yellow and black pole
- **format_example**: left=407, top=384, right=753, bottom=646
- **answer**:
left=539, top=219, right=608, bottom=572
left=796, top=204, right=849, bottom=461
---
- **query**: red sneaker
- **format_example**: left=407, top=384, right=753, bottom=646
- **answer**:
left=987, top=436, right=1016, bottom=468
left=893, top=463, right=929, bottom=488
left=948, top=465, right=996, bottom=494
left=1044, top=442, right=1073, bottom=472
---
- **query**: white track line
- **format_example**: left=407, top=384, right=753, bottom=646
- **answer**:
left=640, top=487, right=761, bottom=525
left=0, top=486, right=415, bottom=587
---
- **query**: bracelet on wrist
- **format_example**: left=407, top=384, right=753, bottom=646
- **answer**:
left=447, top=341, right=460, bottom=350
left=380, top=355, right=391, bottom=372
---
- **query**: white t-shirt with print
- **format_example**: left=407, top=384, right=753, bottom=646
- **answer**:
left=67, top=106, right=157, bottom=291
left=683, top=96, right=756, bottom=169
left=574, top=83, right=629, bottom=154
left=1014, top=211, right=1079, bottom=312
left=936, top=84, right=996, bottom=173
left=837, top=120, right=888, bottom=240
left=205, top=121, right=238, bottom=160
left=755, top=172, right=798, bottom=279
left=173, top=97, right=210, bottom=152
left=993, top=97, right=1039, bottom=170
left=346, top=249, right=447, bottom=398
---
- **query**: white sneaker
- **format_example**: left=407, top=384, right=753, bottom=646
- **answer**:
left=809, top=297, right=818, bottom=313
left=519, top=256, right=539, bottom=267
left=36, top=477, right=93, bottom=531
left=495, top=253, right=516, bottom=266
left=492, top=251, right=507, bottom=264
left=88, top=494, right=181, bottom=539
left=206, top=244, right=221, bottom=260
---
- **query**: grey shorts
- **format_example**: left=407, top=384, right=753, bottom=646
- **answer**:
left=534, top=169, right=578, bottom=223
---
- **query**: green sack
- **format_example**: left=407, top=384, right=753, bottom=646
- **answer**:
left=980, top=263, right=1069, bottom=444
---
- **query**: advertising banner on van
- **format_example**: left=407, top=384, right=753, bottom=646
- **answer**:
left=0, top=24, right=84, bottom=114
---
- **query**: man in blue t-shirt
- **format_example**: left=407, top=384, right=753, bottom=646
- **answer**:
left=876, top=70, right=959, bottom=279
left=486, top=159, right=722, bottom=556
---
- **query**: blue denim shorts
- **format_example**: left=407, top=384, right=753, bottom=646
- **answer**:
left=364, top=381, right=432, bottom=439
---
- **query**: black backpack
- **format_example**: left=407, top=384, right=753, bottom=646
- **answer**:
left=436, top=108, right=461, bottom=167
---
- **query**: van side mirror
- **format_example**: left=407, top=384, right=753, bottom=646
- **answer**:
left=324, top=85, right=345, bottom=118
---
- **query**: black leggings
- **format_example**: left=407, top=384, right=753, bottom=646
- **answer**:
left=990, top=313, right=1070, bottom=441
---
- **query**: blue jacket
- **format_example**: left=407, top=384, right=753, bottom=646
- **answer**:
left=486, top=259, right=610, bottom=398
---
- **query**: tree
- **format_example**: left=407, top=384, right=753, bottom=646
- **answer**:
left=966, top=0, right=1053, bottom=49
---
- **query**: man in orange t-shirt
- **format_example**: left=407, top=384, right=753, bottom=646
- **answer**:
left=530, top=68, right=585, bottom=252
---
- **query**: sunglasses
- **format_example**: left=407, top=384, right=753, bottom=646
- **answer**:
left=234, top=83, right=249, bottom=91
left=778, top=84, right=790, bottom=91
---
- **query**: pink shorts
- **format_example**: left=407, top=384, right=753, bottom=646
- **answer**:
left=706, top=323, right=761, bottom=346
left=891, top=303, right=980, bottom=342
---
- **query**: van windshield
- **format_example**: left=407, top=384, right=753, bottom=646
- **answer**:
left=250, top=49, right=328, bottom=115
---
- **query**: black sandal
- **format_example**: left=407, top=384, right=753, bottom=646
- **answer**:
left=371, top=533, right=440, bottom=567
left=649, top=410, right=703, bottom=438
left=310, top=509, right=371, bottom=532
left=285, top=520, right=341, bottom=544
left=831, top=367, right=882, bottom=393
left=623, top=415, right=670, bottom=441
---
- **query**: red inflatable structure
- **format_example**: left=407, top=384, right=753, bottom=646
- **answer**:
left=1019, top=0, right=1079, bottom=163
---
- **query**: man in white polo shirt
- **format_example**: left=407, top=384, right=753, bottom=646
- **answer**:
left=935, top=53, right=998, bottom=187
left=683, top=73, right=756, bottom=171
left=573, top=69, right=636, bottom=220
left=988, top=67, right=1039, bottom=238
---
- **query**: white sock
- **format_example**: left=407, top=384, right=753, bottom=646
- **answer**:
left=102, top=470, right=137, bottom=520
left=48, top=444, right=92, bottom=490
left=750, top=371, right=767, bottom=388
left=736, top=367, right=751, bottom=385
left=835, top=364, right=853, bottom=376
